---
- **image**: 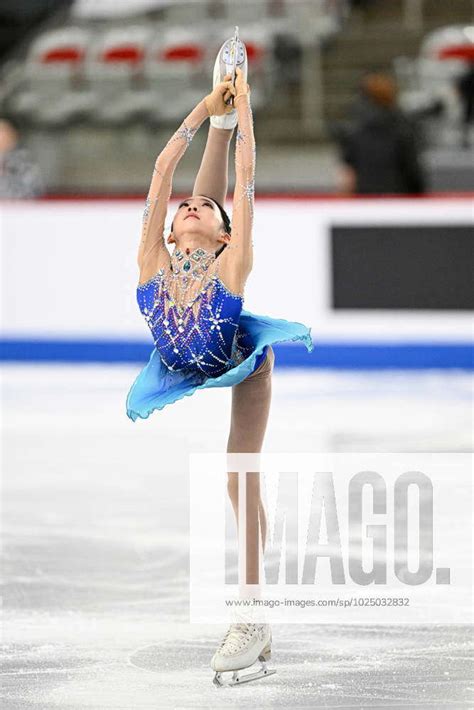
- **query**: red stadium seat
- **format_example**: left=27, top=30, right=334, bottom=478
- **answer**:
left=85, top=25, right=155, bottom=124
left=438, top=44, right=474, bottom=62
left=40, top=47, right=85, bottom=64
left=145, top=28, right=210, bottom=123
left=160, top=44, right=205, bottom=63
left=101, top=46, right=145, bottom=64
left=8, top=27, right=94, bottom=125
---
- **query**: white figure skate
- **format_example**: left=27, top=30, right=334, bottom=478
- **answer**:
left=211, top=622, right=276, bottom=687
left=210, top=25, right=248, bottom=130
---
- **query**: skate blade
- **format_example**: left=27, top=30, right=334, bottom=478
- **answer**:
left=220, top=27, right=244, bottom=68
left=213, top=667, right=276, bottom=687
left=219, top=33, right=246, bottom=105
left=220, top=40, right=246, bottom=75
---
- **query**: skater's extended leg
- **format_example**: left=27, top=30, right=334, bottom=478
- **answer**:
left=226, top=346, right=274, bottom=585
left=193, top=125, right=234, bottom=206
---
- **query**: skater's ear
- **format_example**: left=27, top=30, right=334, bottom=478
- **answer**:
left=217, top=230, right=231, bottom=245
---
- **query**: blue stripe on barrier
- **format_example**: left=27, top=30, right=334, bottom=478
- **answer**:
left=0, top=338, right=473, bottom=369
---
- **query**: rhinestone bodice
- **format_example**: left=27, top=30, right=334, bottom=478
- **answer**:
left=137, top=268, right=250, bottom=377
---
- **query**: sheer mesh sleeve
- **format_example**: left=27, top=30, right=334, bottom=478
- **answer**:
left=137, top=99, right=209, bottom=269
left=231, top=94, right=256, bottom=274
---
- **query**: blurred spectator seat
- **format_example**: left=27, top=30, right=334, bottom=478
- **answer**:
left=423, top=24, right=474, bottom=61
left=85, top=25, right=155, bottom=124
left=7, top=28, right=94, bottom=126
left=72, top=0, right=178, bottom=19
left=394, top=25, right=474, bottom=144
left=159, top=0, right=211, bottom=25
left=2, top=0, right=344, bottom=129
left=145, top=28, right=210, bottom=123
left=419, top=25, right=474, bottom=90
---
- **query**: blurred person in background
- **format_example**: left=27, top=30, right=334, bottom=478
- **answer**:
left=456, top=63, right=474, bottom=149
left=336, top=72, right=426, bottom=195
left=0, top=118, right=43, bottom=198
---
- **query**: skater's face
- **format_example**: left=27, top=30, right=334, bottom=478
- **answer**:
left=168, top=196, right=230, bottom=251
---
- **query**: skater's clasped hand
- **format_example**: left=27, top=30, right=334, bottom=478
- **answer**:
left=204, top=68, right=251, bottom=116
left=204, top=75, right=236, bottom=116
left=234, top=67, right=250, bottom=100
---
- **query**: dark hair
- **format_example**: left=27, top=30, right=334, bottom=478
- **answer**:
left=171, top=194, right=231, bottom=257
left=206, top=195, right=231, bottom=257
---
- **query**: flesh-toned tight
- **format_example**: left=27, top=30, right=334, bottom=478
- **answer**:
left=193, top=126, right=273, bottom=588
left=226, top=346, right=274, bottom=588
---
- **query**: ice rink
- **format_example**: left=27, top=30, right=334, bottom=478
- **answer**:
left=1, top=364, right=473, bottom=708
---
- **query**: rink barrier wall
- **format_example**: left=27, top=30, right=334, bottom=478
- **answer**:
left=1, top=196, right=472, bottom=368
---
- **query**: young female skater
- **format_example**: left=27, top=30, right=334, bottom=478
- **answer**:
left=126, top=37, right=313, bottom=686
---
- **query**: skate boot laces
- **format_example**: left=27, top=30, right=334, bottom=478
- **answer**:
left=219, top=623, right=265, bottom=654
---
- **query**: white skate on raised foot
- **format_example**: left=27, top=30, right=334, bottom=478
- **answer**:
left=211, top=622, right=276, bottom=687
left=210, top=25, right=248, bottom=130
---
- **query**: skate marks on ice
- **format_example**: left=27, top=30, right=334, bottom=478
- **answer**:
left=1, top=366, right=473, bottom=706
left=128, top=637, right=277, bottom=688
left=274, top=623, right=473, bottom=707
left=123, top=623, right=472, bottom=705
left=2, top=621, right=472, bottom=708
left=129, top=637, right=276, bottom=689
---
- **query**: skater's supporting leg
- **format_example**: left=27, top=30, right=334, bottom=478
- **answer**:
left=226, top=347, right=274, bottom=585
left=193, top=125, right=234, bottom=206
left=227, top=470, right=266, bottom=585
left=227, top=346, right=274, bottom=454
left=218, top=350, right=275, bottom=684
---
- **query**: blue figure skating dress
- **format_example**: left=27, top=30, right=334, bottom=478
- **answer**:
left=125, top=93, right=313, bottom=421
left=126, top=265, right=313, bottom=422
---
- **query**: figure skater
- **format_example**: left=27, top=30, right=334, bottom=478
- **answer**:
left=126, top=32, right=313, bottom=686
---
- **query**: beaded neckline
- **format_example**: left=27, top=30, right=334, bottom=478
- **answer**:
left=170, top=246, right=216, bottom=280
left=137, top=270, right=244, bottom=301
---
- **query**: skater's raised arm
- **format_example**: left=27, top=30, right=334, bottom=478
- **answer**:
left=229, top=68, right=255, bottom=279
left=137, top=79, right=236, bottom=280
left=137, top=100, right=208, bottom=276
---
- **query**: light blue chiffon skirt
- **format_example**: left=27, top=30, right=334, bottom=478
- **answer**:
left=126, top=308, right=313, bottom=422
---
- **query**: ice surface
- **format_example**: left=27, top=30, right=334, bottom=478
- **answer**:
left=1, top=365, right=473, bottom=708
